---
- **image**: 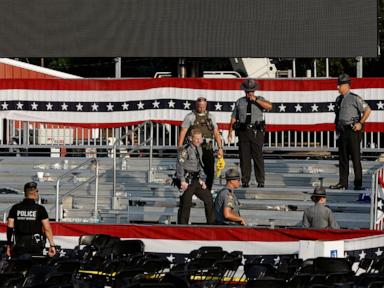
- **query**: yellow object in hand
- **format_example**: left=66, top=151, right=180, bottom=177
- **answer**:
left=216, top=156, right=226, bottom=178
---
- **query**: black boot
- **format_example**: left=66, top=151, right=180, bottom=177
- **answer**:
left=329, top=183, right=347, bottom=190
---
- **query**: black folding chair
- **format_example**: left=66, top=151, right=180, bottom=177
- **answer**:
left=110, top=239, right=145, bottom=260
left=161, top=272, right=189, bottom=288
left=0, top=272, right=25, bottom=288
left=368, top=281, right=384, bottom=288
left=371, top=257, right=384, bottom=274
left=356, top=258, right=375, bottom=274
left=246, top=278, right=287, bottom=288
left=213, top=250, right=243, bottom=286
left=354, top=273, right=384, bottom=288
left=44, top=271, right=73, bottom=286
left=52, top=259, right=80, bottom=273
left=244, top=262, right=278, bottom=280
left=22, top=263, right=55, bottom=287
left=313, top=257, right=352, bottom=274
left=287, top=273, right=312, bottom=288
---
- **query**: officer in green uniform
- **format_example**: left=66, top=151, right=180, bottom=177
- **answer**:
left=228, top=79, right=272, bottom=188
left=214, top=168, right=245, bottom=225
left=178, top=97, right=224, bottom=191
left=176, top=128, right=216, bottom=224
left=330, top=74, right=371, bottom=190
left=302, top=187, right=339, bottom=229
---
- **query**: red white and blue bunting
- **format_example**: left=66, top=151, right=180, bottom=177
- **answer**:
left=0, top=78, right=383, bottom=131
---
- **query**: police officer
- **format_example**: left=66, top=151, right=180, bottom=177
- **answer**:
left=228, top=79, right=272, bottom=188
left=178, top=96, right=224, bottom=191
left=6, top=182, right=56, bottom=257
left=214, top=168, right=245, bottom=225
left=176, top=128, right=215, bottom=224
left=330, top=74, right=371, bottom=190
left=302, top=187, right=340, bottom=229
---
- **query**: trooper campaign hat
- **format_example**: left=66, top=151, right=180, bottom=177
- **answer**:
left=337, top=73, right=351, bottom=85
left=311, top=186, right=327, bottom=200
left=225, top=168, right=241, bottom=180
left=240, top=79, right=258, bottom=92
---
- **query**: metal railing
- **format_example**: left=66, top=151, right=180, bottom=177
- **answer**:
left=1, top=119, right=383, bottom=155
left=55, top=157, right=99, bottom=222
left=1, top=203, right=14, bottom=223
left=370, top=165, right=384, bottom=230
left=111, top=121, right=153, bottom=209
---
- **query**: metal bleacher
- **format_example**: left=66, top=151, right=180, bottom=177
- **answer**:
left=0, top=156, right=382, bottom=229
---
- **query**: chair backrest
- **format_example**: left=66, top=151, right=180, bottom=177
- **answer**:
left=91, top=234, right=120, bottom=249
left=244, top=263, right=277, bottom=280
left=78, top=234, right=96, bottom=246
left=357, top=258, right=374, bottom=273
left=198, top=246, right=223, bottom=253
left=368, top=281, right=384, bottom=288
left=298, top=258, right=314, bottom=274
left=313, top=257, right=351, bottom=274
left=141, top=258, right=171, bottom=273
left=371, top=257, right=384, bottom=273
left=112, top=239, right=145, bottom=257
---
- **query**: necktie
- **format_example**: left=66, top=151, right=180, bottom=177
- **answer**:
left=245, top=100, right=252, bottom=124
left=195, top=146, right=204, bottom=168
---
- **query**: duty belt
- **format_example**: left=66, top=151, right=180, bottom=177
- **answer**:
left=186, top=171, right=200, bottom=180
left=246, top=121, right=265, bottom=131
left=15, top=234, right=45, bottom=247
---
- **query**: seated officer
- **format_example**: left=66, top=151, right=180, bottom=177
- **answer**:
left=302, top=186, right=340, bottom=229
left=176, top=128, right=215, bottom=225
left=6, top=182, right=56, bottom=258
left=214, top=168, right=246, bottom=225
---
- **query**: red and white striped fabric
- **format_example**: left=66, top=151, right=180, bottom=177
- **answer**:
left=375, top=171, right=384, bottom=230
left=1, top=223, right=383, bottom=255
left=0, top=78, right=383, bottom=131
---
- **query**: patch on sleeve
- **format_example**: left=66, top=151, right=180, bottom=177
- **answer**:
left=178, top=149, right=188, bottom=163
left=226, top=194, right=234, bottom=208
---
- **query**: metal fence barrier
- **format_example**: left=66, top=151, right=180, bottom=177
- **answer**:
left=0, top=119, right=383, bottom=156
left=371, top=166, right=384, bottom=230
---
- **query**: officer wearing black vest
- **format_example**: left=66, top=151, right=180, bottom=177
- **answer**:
left=228, top=79, right=272, bottom=188
left=330, top=74, right=371, bottom=190
left=6, top=182, right=56, bottom=257
left=178, top=97, right=224, bottom=191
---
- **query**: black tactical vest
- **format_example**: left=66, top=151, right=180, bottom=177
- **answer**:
left=190, top=111, right=214, bottom=138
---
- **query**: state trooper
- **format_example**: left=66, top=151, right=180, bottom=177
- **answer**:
left=214, top=168, right=245, bottom=225
left=228, top=79, right=272, bottom=188
left=330, top=74, right=371, bottom=190
left=176, top=128, right=215, bottom=224
left=302, top=187, right=340, bottom=229
left=178, top=96, right=224, bottom=191
left=6, top=182, right=56, bottom=257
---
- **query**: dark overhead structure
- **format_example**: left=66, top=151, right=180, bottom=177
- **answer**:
left=0, top=0, right=378, bottom=57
